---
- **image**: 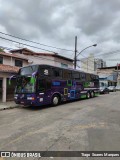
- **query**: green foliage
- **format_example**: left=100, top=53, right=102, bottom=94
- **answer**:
left=0, top=48, right=4, bottom=52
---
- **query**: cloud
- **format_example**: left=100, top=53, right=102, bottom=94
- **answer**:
left=0, top=0, right=120, bottom=66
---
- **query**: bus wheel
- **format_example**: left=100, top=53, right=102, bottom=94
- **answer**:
left=90, top=91, right=94, bottom=98
left=86, top=92, right=90, bottom=99
left=52, top=94, right=60, bottom=106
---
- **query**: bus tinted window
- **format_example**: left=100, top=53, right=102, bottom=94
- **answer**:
left=80, top=73, right=85, bottom=80
left=86, top=74, right=91, bottom=81
left=63, top=70, right=72, bottom=79
left=53, top=68, right=62, bottom=78
left=72, top=72, right=80, bottom=80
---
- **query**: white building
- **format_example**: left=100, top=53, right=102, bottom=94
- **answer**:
left=81, top=54, right=106, bottom=74
left=10, top=48, right=73, bottom=69
left=94, top=59, right=106, bottom=70
left=80, top=54, right=95, bottom=73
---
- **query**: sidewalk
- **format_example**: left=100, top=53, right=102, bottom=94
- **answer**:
left=0, top=101, right=20, bottom=111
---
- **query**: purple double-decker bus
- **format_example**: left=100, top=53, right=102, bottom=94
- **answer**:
left=14, top=64, right=99, bottom=106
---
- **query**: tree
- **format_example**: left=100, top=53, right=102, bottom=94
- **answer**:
left=0, top=48, right=4, bottom=52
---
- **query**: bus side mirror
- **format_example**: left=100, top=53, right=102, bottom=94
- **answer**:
left=9, top=75, right=16, bottom=85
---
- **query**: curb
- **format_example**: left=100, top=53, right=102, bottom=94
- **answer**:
left=0, top=105, right=20, bottom=111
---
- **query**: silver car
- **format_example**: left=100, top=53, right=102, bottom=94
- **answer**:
left=108, top=86, right=116, bottom=92
left=115, top=86, right=120, bottom=91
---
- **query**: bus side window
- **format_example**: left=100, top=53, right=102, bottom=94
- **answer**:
left=52, top=68, right=62, bottom=78
left=80, top=73, right=85, bottom=80
left=38, top=79, right=46, bottom=92
left=72, top=72, right=80, bottom=80
left=63, top=70, right=71, bottom=79
left=86, top=74, right=91, bottom=81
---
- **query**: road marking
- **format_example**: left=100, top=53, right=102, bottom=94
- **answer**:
left=74, top=122, right=107, bottom=129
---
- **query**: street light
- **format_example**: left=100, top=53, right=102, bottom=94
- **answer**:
left=76, top=44, right=97, bottom=58
left=74, top=44, right=97, bottom=69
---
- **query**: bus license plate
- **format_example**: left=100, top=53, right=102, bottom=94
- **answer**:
left=21, top=101, right=24, bottom=104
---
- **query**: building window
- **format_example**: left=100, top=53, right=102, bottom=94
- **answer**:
left=61, top=63, right=68, bottom=68
left=0, top=56, right=3, bottom=64
left=15, top=59, right=23, bottom=67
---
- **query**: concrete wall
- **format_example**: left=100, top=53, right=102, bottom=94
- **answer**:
left=54, top=57, right=73, bottom=68
left=29, top=55, right=55, bottom=66
left=17, top=54, right=73, bottom=68
left=2, top=56, right=28, bottom=67
left=97, top=68, right=115, bottom=75
left=81, top=54, right=95, bottom=73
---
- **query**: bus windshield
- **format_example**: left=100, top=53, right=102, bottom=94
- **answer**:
left=19, top=65, right=39, bottom=75
left=15, top=76, right=36, bottom=93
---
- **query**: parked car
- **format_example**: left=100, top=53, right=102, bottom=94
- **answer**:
left=99, top=86, right=109, bottom=94
left=115, top=85, right=120, bottom=91
left=108, top=86, right=116, bottom=92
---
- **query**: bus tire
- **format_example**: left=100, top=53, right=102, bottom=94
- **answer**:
left=52, top=94, right=60, bottom=106
left=90, top=91, right=94, bottom=98
left=86, top=92, right=90, bottom=99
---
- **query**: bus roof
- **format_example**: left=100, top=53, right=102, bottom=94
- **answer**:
left=20, top=64, right=98, bottom=76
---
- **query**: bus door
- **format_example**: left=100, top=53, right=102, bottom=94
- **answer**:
left=37, top=78, right=51, bottom=104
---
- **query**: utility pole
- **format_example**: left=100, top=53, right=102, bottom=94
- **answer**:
left=117, top=63, right=119, bottom=85
left=117, top=63, right=118, bottom=74
left=74, top=36, right=77, bottom=69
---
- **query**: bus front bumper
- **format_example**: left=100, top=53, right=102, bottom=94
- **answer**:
left=14, top=94, right=38, bottom=106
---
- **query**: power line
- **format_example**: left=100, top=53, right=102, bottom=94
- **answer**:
left=77, top=52, right=95, bottom=63
left=0, top=36, right=58, bottom=53
left=29, top=54, right=95, bottom=72
left=0, top=31, right=74, bottom=52
left=0, top=44, right=74, bottom=65
left=0, top=45, right=13, bottom=50
left=1, top=33, right=119, bottom=66
left=95, top=49, right=120, bottom=57
left=0, top=44, right=96, bottom=72
left=78, top=50, right=120, bottom=63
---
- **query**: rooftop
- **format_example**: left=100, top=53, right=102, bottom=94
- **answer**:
left=0, top=52, right=28, bottom=60
left=10, top=48, right=73, bottom=62
left=0, top=64, right=19, bottom=73
left=98, top=66, right=120, bottom=70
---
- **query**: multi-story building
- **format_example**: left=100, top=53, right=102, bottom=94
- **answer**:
left=94, top=59, right=106, bottom=70
left=80, top=54, right=95, bottom=73
left=81, top=55, right=106, bottom=73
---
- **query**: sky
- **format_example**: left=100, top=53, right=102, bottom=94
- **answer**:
left=0, top=0, right=120, bottom=66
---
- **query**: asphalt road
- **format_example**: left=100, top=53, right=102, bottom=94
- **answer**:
left=0, top=92, right=120, bottom=160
